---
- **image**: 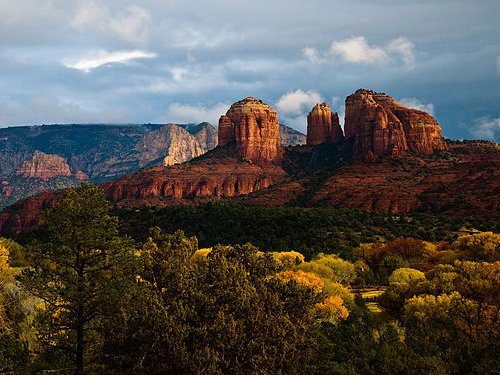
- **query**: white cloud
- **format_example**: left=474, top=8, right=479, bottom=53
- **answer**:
left=304, top=36, right=416, bottom=70
left=399, top=98, right=434, bottom=115
left=70, top=0, right=106, bottom=30
left=276, top=89, right=322, bottom=116
left=330, top=36, right=388, bottom=64
left=63, top=50, right=156, bottom=72
left=70, top=1, right=151, bottom=45
left=302, top=47, right=326, bottom=65
left=109, top=5, right=151, bottom=45
left=469, top=117, right=500, bottom=140
left=165, top=103, right=230, bottom=125
left=386, top=37, right=416, bottom=70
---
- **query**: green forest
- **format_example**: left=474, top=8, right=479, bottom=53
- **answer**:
left=1, top=185, right=499, bottom=374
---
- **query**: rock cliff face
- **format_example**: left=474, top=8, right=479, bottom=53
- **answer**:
left=187, top=122, right=218, bottom=150
left=344, top=89, right=447, bottom=159
left=16, top=150, right=73, bottom=179
left=130, top=124, right=207, bottom=167
left=306, top=103, right=343, bottom=145
left=279, top=124, right=306, bottom=146
left=103, top=157, right=287, bottom=208
left=218, top=97, right=283, bottom=162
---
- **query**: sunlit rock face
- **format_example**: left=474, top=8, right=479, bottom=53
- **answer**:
left=345, top=89, right=447, bottom=159
left=16, top=150, right=72, bottom=179
left=306, top=103, right=343, bottom=145
left=218, top=97, right=283, bottom=162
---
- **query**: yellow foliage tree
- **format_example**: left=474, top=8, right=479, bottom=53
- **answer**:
left=0, top=242, right=9, bottom=272
left=275, top=270, right=324, bottom=293
left=189, top=248, right=212, bottom=264
left=388, top=268, right=426, bottom=285
left=452, top=232, right=500, bottom=261
left=272, top=251, right=305, bottom=269
left=315, top=295, right=349, bottom=323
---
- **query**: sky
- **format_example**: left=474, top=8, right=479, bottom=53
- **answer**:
left=0, top=0, right=499, bottom=141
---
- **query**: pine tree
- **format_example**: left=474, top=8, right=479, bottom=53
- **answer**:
left=18, top=184, right=137, bottom=374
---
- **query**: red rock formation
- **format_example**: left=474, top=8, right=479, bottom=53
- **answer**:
left=218, top=97, right=283, bottom=162
left=344, top=89, right=447, bottom=159
left=306, top=103, right=343, bottom=145
left=218, top=115, right=235, bottom=147
left=242, top=141, right=499, bottom=219
left=75, top=171, right=89, bottom=181
left=16, top=150, right=72, bottom=179
left=103, top=157, right=287, bottom=207
left=0, top=154, right=288, bottom=233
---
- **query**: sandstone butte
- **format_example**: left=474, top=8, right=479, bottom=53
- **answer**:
left=306, top=103, right=343, bottom=145
left=344, top=89, right=448, bottom=159
left=15, top=150, right=87, bottom=180
left=1, top=91, right=497, bottom=235
left=218, top=97, right=284, bottom=162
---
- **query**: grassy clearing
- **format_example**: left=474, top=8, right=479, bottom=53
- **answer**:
left=352, top=287, right=387, bottom=314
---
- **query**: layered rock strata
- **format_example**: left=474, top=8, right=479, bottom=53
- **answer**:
left=16, top=150, right=72, bottom=179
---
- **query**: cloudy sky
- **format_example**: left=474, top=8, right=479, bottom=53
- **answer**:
left=1, top=0, right=499, bottom=141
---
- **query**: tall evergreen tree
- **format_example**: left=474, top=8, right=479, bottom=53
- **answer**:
left=18, top=184, right=137, bottom=374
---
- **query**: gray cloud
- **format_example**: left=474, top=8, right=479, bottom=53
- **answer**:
left=0, top=96, right=128, bottom=126
left=164, top=102, right=230, bottom=126
left=0, top=0, right=499, bottom=142
left=468, top=117, right=500, bottom=141
left=398, top=98, right=435, bottom=115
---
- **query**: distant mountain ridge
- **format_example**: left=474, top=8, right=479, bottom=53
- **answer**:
left=0, top=122, right=305, bottom=209
left=0, top=122, right=218, bottom=208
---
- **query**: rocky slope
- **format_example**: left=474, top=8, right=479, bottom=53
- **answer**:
left=0, top=122, right=217, bottom=208
left=244, top=141, right=499, bottom=217
left=306, top=103, right=343, bottom=145
left=218, top=97, right=284, bottom=162
left=280, top=124, right=306, bottom=146
left=344, top=89, right=447, bottom=159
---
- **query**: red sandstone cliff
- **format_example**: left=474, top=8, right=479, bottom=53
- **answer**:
left=103, top=157, right=287, bottom=208
left=306, top=103, right=343, bottom=145
left=0, top=154, right=288, bottom=234
left=344, top=89, right=447, bottom=159
left=218, top=97, right=283, bottom=162
left=16, top=150, right=73, bottom=180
